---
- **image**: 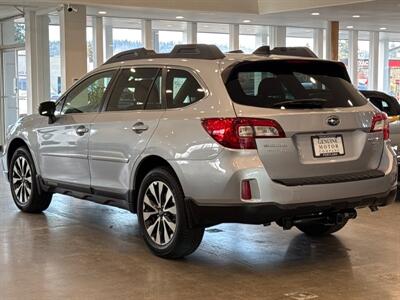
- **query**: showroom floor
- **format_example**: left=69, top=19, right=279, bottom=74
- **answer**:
left=0, top=173, right=399, bottom=300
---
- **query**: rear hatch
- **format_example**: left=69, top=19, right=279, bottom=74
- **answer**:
left=223, top=59, right=387, bottom=184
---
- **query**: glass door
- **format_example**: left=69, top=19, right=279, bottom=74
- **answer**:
left=1, top=48, right=26, bottom=145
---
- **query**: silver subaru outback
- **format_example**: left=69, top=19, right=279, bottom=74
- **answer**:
left=1, top=44, right=397, bottom=258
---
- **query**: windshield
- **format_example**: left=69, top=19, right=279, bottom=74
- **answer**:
left=224, top=60, right=367, bottom=109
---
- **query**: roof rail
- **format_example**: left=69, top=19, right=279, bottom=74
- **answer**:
left=227, top=50, right=244, bottom=54
left=169, top=44, right=225, bottom=59
left=104, top=44, right=225, bottom=64
left=104, top=48, right=165, bottom=64
left=253, top=46, right=318, bottom=58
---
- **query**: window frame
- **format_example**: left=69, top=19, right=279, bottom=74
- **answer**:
left=102, top=66, right=165, bottom=112
left=100, top=65, right=208, bottom=113
left=59, top=68, right=119, bottom=115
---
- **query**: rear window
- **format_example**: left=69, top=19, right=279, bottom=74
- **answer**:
left=224, top=60, right=367, bottom=109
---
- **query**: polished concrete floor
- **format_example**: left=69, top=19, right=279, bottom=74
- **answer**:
left=1, top=173, right=399, bottom=300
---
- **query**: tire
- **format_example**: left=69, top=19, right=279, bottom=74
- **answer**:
left=296, top=220, right=348, bottom=237
left=9, top=147, right=53, bottom=213
left=137, top=167, right=204, bottom=259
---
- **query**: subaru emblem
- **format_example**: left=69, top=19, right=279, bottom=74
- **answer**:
left=327, top=116, right=340, bottom=127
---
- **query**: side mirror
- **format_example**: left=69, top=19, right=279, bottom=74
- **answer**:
left=38, top=101, right=56, bottom=124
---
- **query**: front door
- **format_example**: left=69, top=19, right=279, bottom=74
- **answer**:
left=37, top=70, right=117, bottom=187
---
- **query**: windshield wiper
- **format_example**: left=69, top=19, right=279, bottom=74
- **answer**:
left=271, top=98, right=327, bottom=108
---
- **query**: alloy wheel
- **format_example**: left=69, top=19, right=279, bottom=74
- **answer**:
left=12, top=156, right=32, bottom=204
left=142, top=181, right=177, bottom=246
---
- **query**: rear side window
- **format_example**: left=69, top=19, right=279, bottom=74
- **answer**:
left=107, top=68, right=162, bottom=111
left=166, top=69, right=205, bottom=108
left=225, top=60, right=367, bottom=109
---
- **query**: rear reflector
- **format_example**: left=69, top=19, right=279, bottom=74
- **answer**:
left=371, top=113, right=389, bottom=140
left=241, top=180, right=252, bottom=200
left=202, top=117, right=285, bottom=149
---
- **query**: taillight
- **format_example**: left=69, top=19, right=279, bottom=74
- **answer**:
left=371, top=113, right=389, bottom=140
left=201, top=117, right=285, bottom=149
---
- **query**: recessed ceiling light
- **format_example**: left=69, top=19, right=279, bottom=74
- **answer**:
left=311, top=12, right=320, bottom=16
left=243, top=20, right=251, bottom=23
left=98, top=11, right=107, bottom=15
left=176, top=16, right=184, bottom=19
left=352, top=15, right=361, bottom=18
left=380, top=27, right=387, bottom=30
left=347, top=25, right=354, bottom=29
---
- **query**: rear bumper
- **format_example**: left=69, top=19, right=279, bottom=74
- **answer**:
left=185, top=188, right=397, bottom=227
left=173, top=142, right=398, bottom=206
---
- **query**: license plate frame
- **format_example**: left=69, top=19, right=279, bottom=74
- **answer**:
left=311, top=135, right=345, bottom=158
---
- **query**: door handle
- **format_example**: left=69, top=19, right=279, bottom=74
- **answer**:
left=132, top=122, right=149, bottom=134
left=76, top=125, right=89, bottom=136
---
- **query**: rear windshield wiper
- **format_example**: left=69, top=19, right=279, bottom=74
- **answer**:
left=271, top=98, right=327, bottom=108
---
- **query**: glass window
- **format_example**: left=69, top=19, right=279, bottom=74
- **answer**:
left=358, top=31, right=370, bottom=90
left=387, top=37, right=400, bottom=99
left=1, top=17, right=25, bottom=45
left=286, top=27, right=314, bottom=51
left=166, top=69, right=205, bottom=108
left=87, top=16, right=95, bottom=71
left=239, top=25, right=269, bottom=53
left=339, top=31, right=349, bottom=70
left=152, top=20, right=187, bottom=53
left=224, top=60, right=367, bottom=109
left=62, top=71, right=115, bottom=114
left=107, top=68, right=162, bottom=111
left=49, top=15, right=61, bottom=100
left=197, top=23, right=229, bottom=52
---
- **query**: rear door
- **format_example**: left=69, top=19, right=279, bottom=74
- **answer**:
left=37, top=70, right=116, bottom=187
left=225, top=60, right=384, bottom=182
left=89, top=67, right=164, bottom=196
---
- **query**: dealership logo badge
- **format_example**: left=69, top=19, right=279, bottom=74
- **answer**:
left=327, top=116, right=340, bottom=126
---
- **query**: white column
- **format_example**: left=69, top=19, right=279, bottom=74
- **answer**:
left=25, top=11, right=51, bottom=114
left=25, top=10, right=38, bottom=115
left=186, top=22, right=197, bottom=44
left=93, top=16, right=104, bottom=67
left=325, top=24, right=331, bottom=59
left=60, top=4, right=87, bottom=91
left=349, top=30, right=359, bottom=87
left=103, top=23, right=113, bottom=60
left=313, top=28, right=324, bottom=58
left=142, top=19, right=153, bottom=49
left=379, top=38, right=389, bottom=92
left=369, top=31, right=379, bottom=90
left=270, top=26, right=286, bottom=48
left=229, top=24, right=239, bottom=51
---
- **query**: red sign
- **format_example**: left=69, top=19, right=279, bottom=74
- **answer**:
left=389, top=60, right=400, bottom=68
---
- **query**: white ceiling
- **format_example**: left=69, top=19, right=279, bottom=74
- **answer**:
left=1, top=0, right=400, bottom=33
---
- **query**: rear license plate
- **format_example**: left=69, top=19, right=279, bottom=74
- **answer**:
left=312, top=135, right=345, bottom=158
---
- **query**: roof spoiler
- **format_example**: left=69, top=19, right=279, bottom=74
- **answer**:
left=104, top=44, right=225, bottom=64
left=253, top=46, right=318, bottom=58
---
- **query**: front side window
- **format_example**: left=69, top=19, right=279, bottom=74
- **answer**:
left=225, top=60, right=367, bottom=109
left=106, top=68, right=162, bottom=111
left=62, top=71, right=115, bottom=114
left=166, top=69, right=205, bottom=108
